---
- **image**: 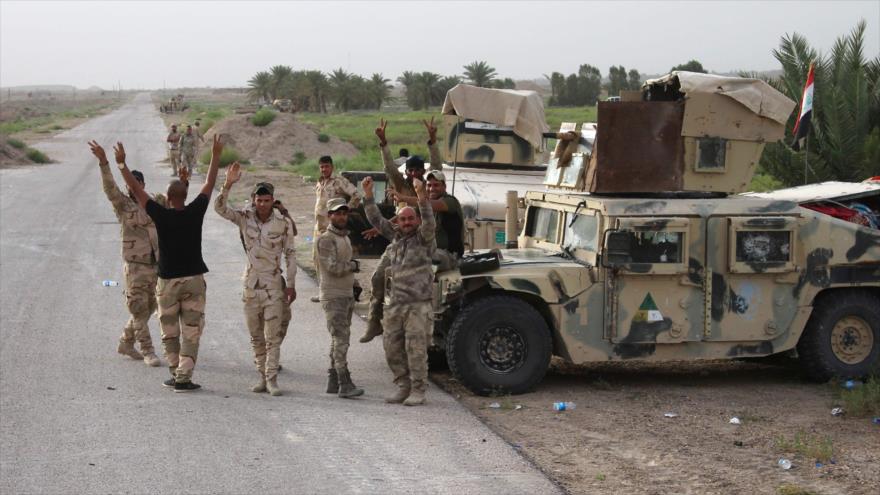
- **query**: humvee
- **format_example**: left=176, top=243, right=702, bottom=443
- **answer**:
left=432, top=72, right=880, bottom=395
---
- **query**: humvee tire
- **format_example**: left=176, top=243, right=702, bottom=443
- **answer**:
left=428, top=346, right=448, bottom=371
left=797, top=290, right=880, bottom=382
left=446, top=295, right=552, bottom=395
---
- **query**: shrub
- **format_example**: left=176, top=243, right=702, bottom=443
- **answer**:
left=6, top=138, right=26, bottom=149
left=290, top=151, right=307, bottom=165
left=199, top=147, right=241, bottom=168
left=251, top=108, right=276, bottom=127
left=317, top=133, right=330, bottom=143
left=25, top=148, right=50, bottom=163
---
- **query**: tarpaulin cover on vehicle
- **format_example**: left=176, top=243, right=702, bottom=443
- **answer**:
left=441, top=84, right=550, bottom=149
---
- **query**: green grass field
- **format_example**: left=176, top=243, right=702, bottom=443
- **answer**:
left=0, top=102, right=117, bottom=135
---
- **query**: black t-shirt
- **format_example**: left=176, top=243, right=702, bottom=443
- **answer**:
left=145, top=193, right=210, bottom=279
left=437, top=194, right=464, bottom=257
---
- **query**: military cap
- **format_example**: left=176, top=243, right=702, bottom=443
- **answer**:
left=426, top=170, right=446, bottom=183
left=327, top=197, right=349, bottom=212
left=252, top=182, right=274, bottom=196
left=405, top=155, right=425, bottom=170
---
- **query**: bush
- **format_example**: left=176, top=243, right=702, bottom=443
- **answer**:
left=25, top=148, right=50, bottom=163
left=317, top=133, right=330, bottom=143
left=199, top=147, right=241, bottom=168
left=251, top=108, right=276, bottom=127
left=6, top=138, right=26, bottom=149
left=290, top=151, right=307, bottom=165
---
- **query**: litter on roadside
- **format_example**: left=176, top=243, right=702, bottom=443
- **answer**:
left=831, top=407, right=845, bottom=416
left=729, top=417, right=741, bottom=425
left=514, top=405, right=523, bottom=410
left=778, top=458, right=792, bottom=470
left=488, top=402, right=501, bottom=409
left=663, top=412, right=678, bottom=418
left=553, top=401, right=575, bottom=411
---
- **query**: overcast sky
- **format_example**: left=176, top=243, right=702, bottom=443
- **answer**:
left=1, top=0, right=877, bottom=89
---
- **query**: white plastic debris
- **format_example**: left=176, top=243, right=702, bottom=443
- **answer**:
left=663, top=412, right=679, bottom=418
left=729, top=417, right=742, bottom=425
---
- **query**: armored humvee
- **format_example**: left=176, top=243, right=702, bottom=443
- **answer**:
left=432, top=72, right=880, bottom=395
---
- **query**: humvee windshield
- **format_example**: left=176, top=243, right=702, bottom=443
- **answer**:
left=525, top=207, right=560, bottom=243
left=563, top=211, right=600, bottom=252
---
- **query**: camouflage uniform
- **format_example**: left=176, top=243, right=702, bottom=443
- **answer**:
left=380, top=141, right=443, bottom=198
left=214, top=187, right=297, bottom=383
left=157, top=275, right=206, bottom=381
left=317, top=221, right=358, bottom=374
left=365, top=195, right=435, bottom=401
left=179, top=132, right=198, bottom=175
left=99, top=163, right=165, bottom=359
left=167, top=130, right=180, bottom=174
left=313, top=174, right=361, bottom=261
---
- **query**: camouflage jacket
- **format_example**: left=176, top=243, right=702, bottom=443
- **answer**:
left=381, top=141, right=443, bottom=198
left=316, top=224, right=357, bottom=300
left=314, top=175, right=361, bottom=232
left=167, top=131, right=180, bottom=150
left=100, top=163, right=165, bottom=265
left=179, top=133, right=198, bottom=155
left=214, top=187, right=297, bottom=290
left=365, top=196, right=436, bottom=304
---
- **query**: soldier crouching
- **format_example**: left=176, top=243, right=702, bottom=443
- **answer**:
left=317, top=198, right=365, bottom=398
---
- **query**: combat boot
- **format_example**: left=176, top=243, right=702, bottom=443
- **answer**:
left=143, top=352, right=160, bottom=367
left=251, top=375, right=267, bottom=393
left=385, top=379, right=411, bottom=404
left=266, top=377, right=282, bottom=396
left=403, top=386, right=426, bottom=407
left=359, top=312, right=384, bottom=343
left=337, top=370, right=364, bottom=399
left=326, top=368, right=339, bottom=394
left=117, top=341, right=142, bottom=360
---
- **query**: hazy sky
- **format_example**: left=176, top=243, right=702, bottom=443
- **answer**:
left=1, top=0, right=878, bottom=89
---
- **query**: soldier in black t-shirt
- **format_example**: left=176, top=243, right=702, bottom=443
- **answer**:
left=114, top=135, right=224, bottom=392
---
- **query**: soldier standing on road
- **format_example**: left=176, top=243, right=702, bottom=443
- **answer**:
left=167, top=124, right=181, bottom=177
left=118, top=135, right=224, bottom=393
left=89, top=141, right=174, bottom=368
left=362, top=175, right=435, bottom=406
left=214, top=163, right=297, bottom=396
left=311, top=155, right=361, bottom=303
left=194, top=120, right=206, bottom=144
left=317, top=198, right=365, bottom=399
left=179, top=124, right=199, bottom=177
left=358, top=118, right=442, bottom=343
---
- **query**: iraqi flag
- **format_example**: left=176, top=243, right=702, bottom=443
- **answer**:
left=791, top=63, right=814, bottom=151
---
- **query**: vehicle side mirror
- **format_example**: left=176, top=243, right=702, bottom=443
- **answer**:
left=603, top=231, right=632, bottom=267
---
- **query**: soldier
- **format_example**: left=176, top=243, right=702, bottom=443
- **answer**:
left=394, top=148, right=409, bottom=166
left=119, top=135, right=224, bottom=393
left=310, top=155, right=361, bottom=303
left=88, top=140, right=173, bottom=368
left=393, top=169, right=464, bottom=271
left=362, top=175, right=435, bottom=406
left=358, top=118, right=442, bottom=343
left=179, top=124, right=199, bottom=177
left=214, top=163, right=297, bottom=396
left=193, top=120, right=206, bottom=144
left=317, top=198, right=365, bottom=399
left=166, top=124, right=181, bottom=177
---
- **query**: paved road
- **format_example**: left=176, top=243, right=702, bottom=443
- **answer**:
left=0, top=94, right=560, bottom=495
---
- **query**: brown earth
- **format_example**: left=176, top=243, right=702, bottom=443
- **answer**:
left=0, top=136, right=39, bottom=167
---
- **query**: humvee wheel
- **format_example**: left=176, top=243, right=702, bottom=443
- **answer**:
left=797, top=290, right=880, bottom=382
left=446, top=295, right=551, bottom=395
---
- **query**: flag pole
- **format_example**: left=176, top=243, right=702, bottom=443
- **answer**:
left=804, top=134, right=808, bottom=184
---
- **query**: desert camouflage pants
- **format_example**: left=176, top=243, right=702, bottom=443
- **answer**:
left=321, top=297, right=354, bottom=373
left=243, top=288, right=288, bottom=381
left=367, top=251, right=391, bottom=323
left=382, top=301, right=432, bottom=392
left=157, top=274, right=206, bottom=382
left=169, top=149, right=180, bottom=175
left=120, top=261, right=158, bottom=354
left=181, top=152, right=195, bottom=175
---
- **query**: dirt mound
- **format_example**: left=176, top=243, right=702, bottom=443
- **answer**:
left=0, top=136, right=38, bottom=167
left=201, top=113, right=358, bottom=166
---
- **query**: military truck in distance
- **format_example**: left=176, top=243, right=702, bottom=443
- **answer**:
left=433, top=72, right=880, bottom=395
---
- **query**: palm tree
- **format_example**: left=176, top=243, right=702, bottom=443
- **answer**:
left=369, top=73, right=393, bottom=110
left=329, top=68, right=353, bottom=111
left=397, top=71, right=419, bottom=109
left=305, top=70, right=329, bottom=113
left=437, top=76, right=462, bottom=102
left=760, top=20, right=880, bottom=185
left=269, top=65, right=294, bottom=101
left=247, top=71, right=272, bottom=104
left=463, top=61, right=497, bottom=87
left=415, top=71, right=441, bottom=109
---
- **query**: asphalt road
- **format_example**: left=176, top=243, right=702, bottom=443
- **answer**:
left=0, top=94, right=560, bottom=495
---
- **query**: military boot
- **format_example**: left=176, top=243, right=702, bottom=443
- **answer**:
left=385, top=379, right=411, bottom=404
left=326, top=368, right=339, bottom=394
left=359, top=311, right=384, bottom=343
left=142, top=352, right=160, bottom=367
left=266, top=377, right=282, bottom=396
left=117, top=341, right=142, bottom=360
left=403, top=384, right=426, bottom=406
left=337, top=369, right=364, bottom=399
left=251, top=375, right=267, bottom=393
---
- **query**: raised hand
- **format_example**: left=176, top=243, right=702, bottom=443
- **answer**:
left=413, top=177, right=425, bottom=197
left=224, top=161, right=241, bottom=187
left=113, top=142, right=126, bottom=164
left=362, top=227, right=380, bottom=240
left=374, top=118, right=387, bottom=145
left=361, top=176, right=374, bottom=198
left=88, top=140, right=108, bottom=165
left=211, top=133, right=224, bottom=157
left=423, top=116, right=437, bottom=144
left=178, top=165, right=190, bottom=185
